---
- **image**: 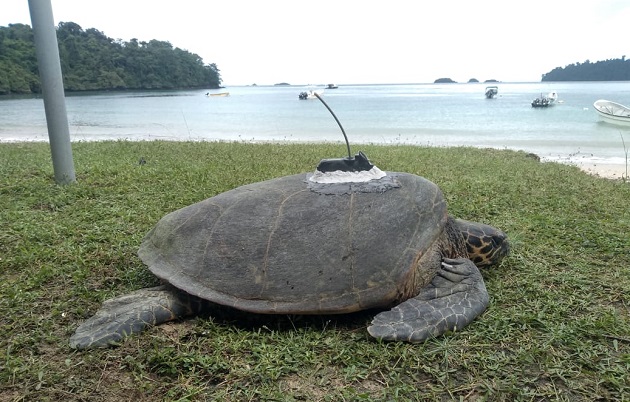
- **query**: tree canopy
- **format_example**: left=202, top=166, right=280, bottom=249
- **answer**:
left=541, top=57, right=630, bottom=81
left=0, top=22, right=221, bottom=94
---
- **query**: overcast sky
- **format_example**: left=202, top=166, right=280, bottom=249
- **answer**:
left=2, top=0, right=629, bottom=86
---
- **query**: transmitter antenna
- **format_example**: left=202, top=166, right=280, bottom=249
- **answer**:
left=314, top=92, right=351, bottom=159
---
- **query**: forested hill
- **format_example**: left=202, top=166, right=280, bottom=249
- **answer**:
left=0, top=22, right=221, bottom=94
left=541, top=57, right=630, bottom=81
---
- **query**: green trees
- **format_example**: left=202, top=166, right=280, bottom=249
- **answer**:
left=0, top=23, right=40, bottom=94
left=541, top=57, right=630, bottom=81
left=0, top=22, right=221, bottom=94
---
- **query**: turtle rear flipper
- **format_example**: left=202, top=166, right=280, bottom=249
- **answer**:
left=367, top=258, right=489, bottom=342
left=69, top=286, right=198, bottom=349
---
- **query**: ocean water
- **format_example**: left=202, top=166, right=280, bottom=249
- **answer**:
left=2, top=82, right=630, bottom=165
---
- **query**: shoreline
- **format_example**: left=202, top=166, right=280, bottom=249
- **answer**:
left=573, top=161, right=628, bottom=180
left=2, top=137, right=628, bottom=180
left=548, top=153, right=629, bottom=180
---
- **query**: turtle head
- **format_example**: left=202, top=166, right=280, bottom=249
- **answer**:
left=454, top=219, right=510, bottom=267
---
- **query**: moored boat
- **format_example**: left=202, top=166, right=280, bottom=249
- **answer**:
left=531, top=96, right=550, bottom=108
left=593, top=99, right=630, bottom=126
left=531, top=91, right=558, bottom=108
left=485, top=86, right=498, bottom=99
left=298, top=89, right=324, bottom=100
left=206, top=92, right=230, bottom=97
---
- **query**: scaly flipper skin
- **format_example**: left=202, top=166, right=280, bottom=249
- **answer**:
left=367, top=258, right=489, bottom=342
left=69, top=286, right=199, bottom=349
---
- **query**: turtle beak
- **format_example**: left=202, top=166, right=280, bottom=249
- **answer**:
left=486, top=230, right=510, bottom=266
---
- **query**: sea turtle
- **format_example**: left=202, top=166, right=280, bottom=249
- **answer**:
left=70, top=170, right=509, bottom=349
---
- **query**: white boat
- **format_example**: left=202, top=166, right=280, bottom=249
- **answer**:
left=593, top=99, right=630, bottom=126
left=205, top=92, right=230, bottom=97
left=485, top=86, right=498, bottom=99
left=531, top=91, right=558, bottom=108
left=298, top=89, right=324, bottom=100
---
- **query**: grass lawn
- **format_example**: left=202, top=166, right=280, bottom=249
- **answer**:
left=1, top=141, right=629, bottom=401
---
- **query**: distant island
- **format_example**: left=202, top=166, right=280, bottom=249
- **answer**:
left=432, top=56, right=630, bottom=83
left=436, top=78, right=499, bottom=84
left=0, top=22, right=222, bottom=95
left=541, top=56, right=630, bottom=81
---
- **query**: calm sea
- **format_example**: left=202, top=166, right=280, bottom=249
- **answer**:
left=2, top=82, right=630, bottom=166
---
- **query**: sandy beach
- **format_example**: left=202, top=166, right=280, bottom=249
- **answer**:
left=547, top=153, right=628, bottom=180
left=573, top=161, right=628, bottom=180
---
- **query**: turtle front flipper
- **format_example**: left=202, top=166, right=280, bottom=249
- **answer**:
left=367, top=258, right=489, bottom=342
left=69, top=285, right=201, bottom=349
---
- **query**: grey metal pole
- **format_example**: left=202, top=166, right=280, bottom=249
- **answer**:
left=28, top=0, right=76, bottom=184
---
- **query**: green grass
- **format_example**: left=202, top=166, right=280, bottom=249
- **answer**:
left=1, top=141, right=629, bottom=401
